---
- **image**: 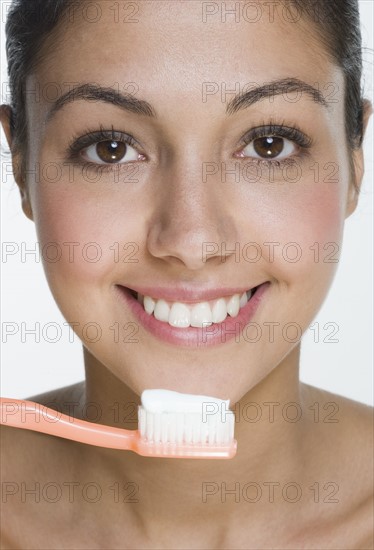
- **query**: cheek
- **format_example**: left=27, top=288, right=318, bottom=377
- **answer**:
left=30, top=180, right=140, bottom=289
left=250, top=175, right=347, bottom=290
left=289, top=181, right=345, bottom=245
left=231, top=175, right=349, bottom=353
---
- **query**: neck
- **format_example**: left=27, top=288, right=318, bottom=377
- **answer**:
left=72, top=346, right=310, bottom=545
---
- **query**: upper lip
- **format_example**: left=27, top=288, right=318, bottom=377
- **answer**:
left=117, top=283, right=265, bottom=303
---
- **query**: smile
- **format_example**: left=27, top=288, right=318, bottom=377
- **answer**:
left=129, top=288, right=257, bottom=328
left=115, top=283, right=270, bottom=348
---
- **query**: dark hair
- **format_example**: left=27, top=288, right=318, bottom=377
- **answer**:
left=2, top=0, right=368, bottom=184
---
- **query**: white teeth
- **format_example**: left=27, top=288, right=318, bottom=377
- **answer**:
left=239, top=291, right=247, bottom=308
left=212, top=298, right=228, bottom=323
left=134, top=287, right=256, bottom=328
left=153, top=299, right=170, bottom=322
left=168, top=303, right=191, bottom=328
left=190, top=302, right=213, bottom=328
left=143, top=295, right=156, bottom=314
left=226, top=294, right=240, bottom=317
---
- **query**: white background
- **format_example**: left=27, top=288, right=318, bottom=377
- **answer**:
left=1, top=1, right=373, bottom=404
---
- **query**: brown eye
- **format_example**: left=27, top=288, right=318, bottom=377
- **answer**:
left=253, top=136, right=284, bottom=158
left=241, top=135, right=296, bottom=161
left=81, top=139, right=139, bottom=164
left=95, top=141, right=127, bottom=163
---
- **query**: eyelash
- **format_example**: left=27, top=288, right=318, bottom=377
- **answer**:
left=239, top=121, right=313, bottom=168
left=67, top=125, right=140, bottom=173
left=66, top=120, right=313, bottom=174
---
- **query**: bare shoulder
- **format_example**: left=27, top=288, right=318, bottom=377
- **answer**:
left=301, top=384, right=373, bottom=548
left=302, top=380, right=371, bottom=423
left=0, top=423, right=53, bottom=548
left=1, top=382, right=86, bottom=501
left=0, top=381, right=84, bottom=465
left=303, top=383, right=373, bottom=481
left=1, top=383, right=86, bottom=549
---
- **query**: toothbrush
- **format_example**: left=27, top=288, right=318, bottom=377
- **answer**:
left=0, top=389, right=237, bottom=459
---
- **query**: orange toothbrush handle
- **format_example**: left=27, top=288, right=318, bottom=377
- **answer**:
left=0, top=397, right=138, bottom=451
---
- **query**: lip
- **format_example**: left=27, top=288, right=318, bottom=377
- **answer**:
left=114, top=282, right=270, bottom=348
left=120, top=284, right=262, bottom=304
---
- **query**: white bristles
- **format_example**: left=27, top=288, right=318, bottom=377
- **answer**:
left=138, top=389, right=236, bottom=454
left=138, top=407, right=235, bottom=446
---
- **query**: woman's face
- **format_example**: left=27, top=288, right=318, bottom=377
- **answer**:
left=18, top=0, right=363, bottom=402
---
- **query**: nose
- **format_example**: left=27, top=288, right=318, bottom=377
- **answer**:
left=146, top=158, right=239, bottom=271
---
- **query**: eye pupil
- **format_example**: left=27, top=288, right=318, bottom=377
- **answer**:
left=96, top=140, right=127, bottom=163
left=254, top=136, right=284, bottom=158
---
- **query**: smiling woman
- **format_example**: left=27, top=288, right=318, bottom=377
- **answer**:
left=0, top=0, right=373, bottom=549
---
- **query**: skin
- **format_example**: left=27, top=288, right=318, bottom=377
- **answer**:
left=0, top=1, right=373, bottom=548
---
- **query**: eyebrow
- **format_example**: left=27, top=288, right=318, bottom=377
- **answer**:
left=46, top=83, right=157, bottom=122
left=226, top=77, right=329, bottom=114
left=45, top=77, right=329, bottom=123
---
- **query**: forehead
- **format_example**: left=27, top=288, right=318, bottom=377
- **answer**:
left=27, top=0, right=344, bottom=134
left=29, top=0, right=344, bottom=125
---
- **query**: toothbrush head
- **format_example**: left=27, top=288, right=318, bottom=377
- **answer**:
left=135, top=389, right=237, bottom=459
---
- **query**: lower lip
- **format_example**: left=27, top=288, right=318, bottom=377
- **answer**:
left=114, top=283, right=270, bottom=348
